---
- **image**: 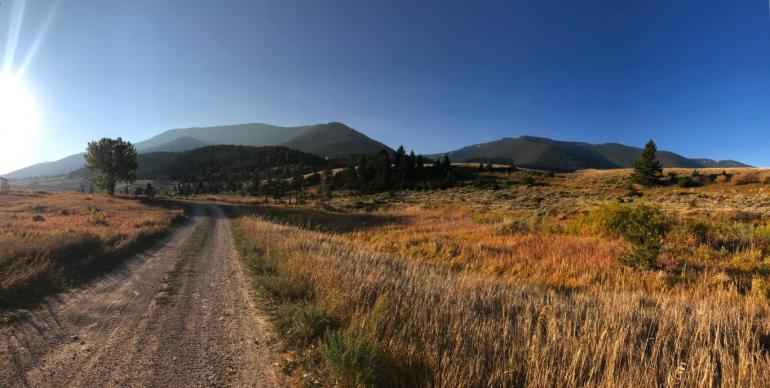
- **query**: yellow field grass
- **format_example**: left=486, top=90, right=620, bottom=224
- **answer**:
left=236, top=215, right=770, bottom=386
left=0, top=191, right=185, bottom=306
left=231, top=168, right=770, bottom=385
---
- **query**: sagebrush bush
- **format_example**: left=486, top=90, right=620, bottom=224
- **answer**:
left=732, top=170, right=760, bottom=185
left=572, top=201, right=669, bottom=268
left=320, top=328, right=381, bottom=387
left=289, top=304, right=336, bottom=345
left=676, top=176, right=702, bottom=188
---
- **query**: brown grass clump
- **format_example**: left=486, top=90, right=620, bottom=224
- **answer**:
left=0, top=191, right=185, bottom=307
left=732, top=170, right=760, bottom=185
left=235, top=215, right=770, bottom=387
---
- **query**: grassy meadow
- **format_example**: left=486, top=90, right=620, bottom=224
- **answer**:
left=232, top=167, right=770, bottom=386
left=0, top=191, right=185, bottom=308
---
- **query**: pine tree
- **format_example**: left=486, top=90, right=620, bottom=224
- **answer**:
left=631, top=139, right=663, bottom=187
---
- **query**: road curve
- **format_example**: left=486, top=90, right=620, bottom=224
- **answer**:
left=0, top=203, right=282, bottom=387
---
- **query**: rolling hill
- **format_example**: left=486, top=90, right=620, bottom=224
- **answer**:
left=135, top=122, right=392, bottom=158
left=69, top=145, right=333, bottom=183
left=437, top=136, right=751, bottom=171
left=139, top=136, right=210, bottom=153
left=4, top=153, right=87, bottom=180
left=5, top=122, right=392, bottom=179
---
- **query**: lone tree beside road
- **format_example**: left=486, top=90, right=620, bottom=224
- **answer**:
left=85, top=137, right=138, bottom=196
left=631, top=139, right=663, bottom=187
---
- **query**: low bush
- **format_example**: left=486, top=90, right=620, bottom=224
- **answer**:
left=572, top=201, right=669, bottom=268
left=289, top=304, right=337, bottom=345
left=320, top=328, right=381, bottom=387
left=732, top=170, right=760, bottom=185
left=677, top=176, right=702, bottom=188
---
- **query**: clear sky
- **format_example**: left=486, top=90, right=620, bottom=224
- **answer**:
left=1, top=0, right=769, bottom=174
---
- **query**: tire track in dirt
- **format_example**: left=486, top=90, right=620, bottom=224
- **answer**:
left=0, top=203, right=282, bottom=387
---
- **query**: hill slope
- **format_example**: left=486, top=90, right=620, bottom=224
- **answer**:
left=139, top=136, right=209, bottom=153
left=70, top=145, right=333, bottom=183
left=6, top=122, right=391, bottom=179
left=438, top=136, right=751, bottom=171
left=4, top=153, right=86, bottom=179
left=135, top=122, right=392, bottom=157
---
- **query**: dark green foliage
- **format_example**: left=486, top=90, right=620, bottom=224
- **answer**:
left=85, top=137, right=138, bottom=195
left=289, top=304, right=337, bottom=346
left=332, top=147, right=456, bottom=193
left=320, top=329, right=380, bottom=387
left=676, top=176, right=702, bottom=188
left=145, top=183, right=155, bottom=197
left=163, top=145, right=330, bottom=183
left=631, top=140, right=663, bottom=187
left=602, top=202, right=669, bottom=269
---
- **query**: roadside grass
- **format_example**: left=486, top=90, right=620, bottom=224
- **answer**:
left=234, top=214, right=770, bottom=387
left=232, top=217, right=412, bottom=387
left=155, top=213, right=212, bottom=304
left=0, top=191, right=187, bottom=310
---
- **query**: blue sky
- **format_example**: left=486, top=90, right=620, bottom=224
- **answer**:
left=1, top=0, right=769, bottom=174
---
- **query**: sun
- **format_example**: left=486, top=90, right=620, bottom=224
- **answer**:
left=0, top=74, right=40, bottom=173
left=0, top=74, right=39, bottom=135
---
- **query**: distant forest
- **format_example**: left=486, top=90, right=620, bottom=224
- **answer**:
left=71, top=144, right=457, bottom=197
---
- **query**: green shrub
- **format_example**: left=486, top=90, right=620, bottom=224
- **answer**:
left=677, top=176, right=702, bottom=188
left=320, top=329, right=380, bottom=387
left=573, top=201, right=669, bottom=268
left=289, top=304, right=336, bottom=345
left=616, top=204, right=670, bottom=268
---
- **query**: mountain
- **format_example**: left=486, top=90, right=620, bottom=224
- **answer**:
left=282, top=122, right=392, bottom=157
left=135, top=122, right=392, bottom=157
left=437, top=136, right=751, bottom=171
left=139, top=136, right=209, bottom=153
left=4, top=153, right=86, bottom=179
left=70, top=145, right=332, bottom=183
left=690, top=159, right=751, bottom=168
left=7, top=122, right=392, bottom=179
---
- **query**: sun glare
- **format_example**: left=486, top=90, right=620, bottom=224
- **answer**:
left=0, top=74, right=40, bottom=173
left=0, top=74, right=39, bottom=134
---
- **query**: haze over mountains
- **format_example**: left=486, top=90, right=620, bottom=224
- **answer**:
left=435, top=136, right=749, bottom=171
left=4, top=122, right=749, bottom=179
left=5, top=122, right=392, bottom=179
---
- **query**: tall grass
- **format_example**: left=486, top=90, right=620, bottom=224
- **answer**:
left=236, top=215, right=770, bottom=387
left=0, top=192, right=185, bottom=307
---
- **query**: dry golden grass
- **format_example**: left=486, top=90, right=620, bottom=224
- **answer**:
left=236, top=216, right=770, bottom=387
left=0, top=191, right=184, bottom=306
left=230, top=168, right=770, bottom=385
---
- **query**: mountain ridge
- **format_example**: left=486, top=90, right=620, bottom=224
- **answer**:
left=433, top=136, right=751, bottom=171
left=4, top=129, right=752, bottom=179
left=5, top=122, right=392, bottom=179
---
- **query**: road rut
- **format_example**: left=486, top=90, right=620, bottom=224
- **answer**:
left=0, top=203, right=281, bottom=387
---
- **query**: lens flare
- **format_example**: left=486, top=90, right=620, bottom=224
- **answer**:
left=0, top=73, right=38, bottom=135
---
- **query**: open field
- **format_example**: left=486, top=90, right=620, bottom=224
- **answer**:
left=230, top=167, right=770, bottom=386
left=0, top=191, right=185, bottom=308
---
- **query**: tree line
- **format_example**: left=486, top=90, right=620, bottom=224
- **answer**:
left=332, top=146, right=456, bottom=193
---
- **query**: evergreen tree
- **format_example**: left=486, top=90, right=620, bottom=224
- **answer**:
left=370, top=149, right=392, bottom=191
left=441, top=155, right=451, bottom=174
left=631, top=140, right=663, bottom=187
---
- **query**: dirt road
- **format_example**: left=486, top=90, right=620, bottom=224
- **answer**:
left=0, top=203, right=282, bottom=387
